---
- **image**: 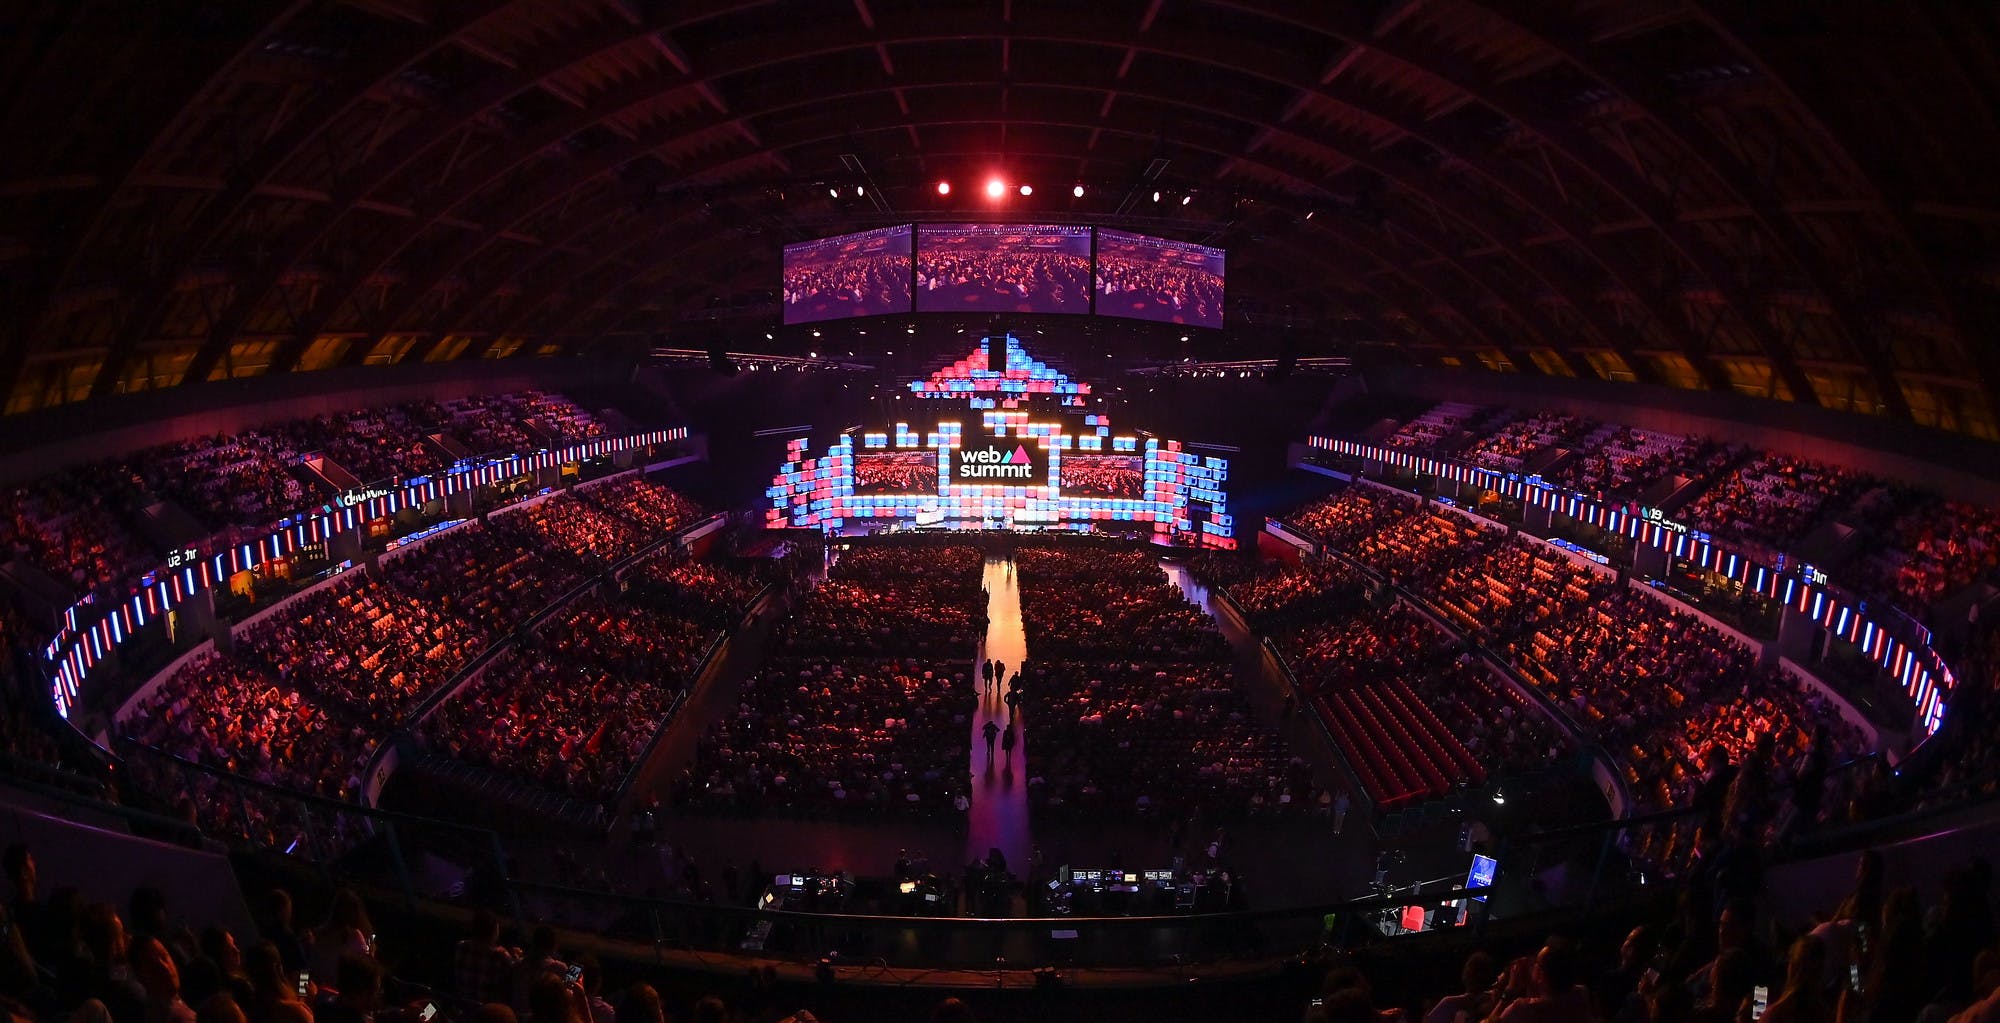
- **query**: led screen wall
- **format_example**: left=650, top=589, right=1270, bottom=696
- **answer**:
left=1094, top=228, right=1226, bottom=329
left=916, top=224, right=1092, bottom=315
left=781, top=225, right=914, bottom=324
left=763, top=336, right=1234, bottom=548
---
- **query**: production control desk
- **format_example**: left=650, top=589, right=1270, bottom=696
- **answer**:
left=1040, top=867, right=1239, bottom=916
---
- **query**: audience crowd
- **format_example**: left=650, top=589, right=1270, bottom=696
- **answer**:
left=1458, top=412, right=1591, bottom=472
left=1679, top=455, right=1868, bottom=558
left=916, top=250, right=1091, bottom=313
left=676, top=543, right=981, bottom=819
left=1015, top=545, right=1303, bottom=823
left=1548, top=425, right=1736, bottom=500
left=419, top=596, right=720, bottom=804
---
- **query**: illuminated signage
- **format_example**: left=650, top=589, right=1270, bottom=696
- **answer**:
left=954, top=442, right=1045, bottom=484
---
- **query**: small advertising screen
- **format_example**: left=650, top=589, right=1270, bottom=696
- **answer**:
left=1059, top=453, right=1146, bottom=499
left=1095, top=228, right=1226, bottom=329
left=916, top=224, right=1092, bottom=315
left=1465, top=854, right=1496, bottom=903
left=782, top=225, right=914, bottom=325
left=950, top=437, right=1048, bottom=487
left=853, top=451, right=939, bottom=495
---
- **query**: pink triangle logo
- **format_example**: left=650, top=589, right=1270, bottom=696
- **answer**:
left=1009, top=445, right=1031, bottom=464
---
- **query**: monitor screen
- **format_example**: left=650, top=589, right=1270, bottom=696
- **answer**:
left=1095, top=228, right=1225, bottom=329
left=1059, top=453, right=1146, bottom=499
left=854, top=451, right=939, bottom=495
left=916, top=223, right=1092, bottom=315
left=782, top=225, right=914, bottom=324
left=775, top=875, right=792, bottom=886
left=1466, top=854, right=1497, bottom=903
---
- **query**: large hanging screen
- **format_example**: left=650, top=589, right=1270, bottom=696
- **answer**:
left=916, top=224, right=1092, bottom=315
left=1094, top=228, right=1226, bottom=329
left=781, top=225, right=915, bottom=325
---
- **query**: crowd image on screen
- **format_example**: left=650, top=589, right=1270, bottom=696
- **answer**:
left=1057, top=455, right=1145, bottom=499
left=853, top=452, right=939, bottom=495
left=781, top=227, right=915, bottom=324
left=1093, top=231, right=1225, bottom=329
left=916, top=227, right=1091, bottom=315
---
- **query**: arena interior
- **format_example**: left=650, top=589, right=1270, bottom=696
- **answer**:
left=5, top=3, right=2000, bottom=1022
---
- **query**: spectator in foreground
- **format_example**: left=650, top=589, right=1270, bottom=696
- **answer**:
left=1491, top=940, right=1589, bottom=1022
left=454, top=912, right=519, bottom=1005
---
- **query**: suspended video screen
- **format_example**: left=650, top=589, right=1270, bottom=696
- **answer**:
left=1095, top=228, right=1226, bottom=329
left=916, top=224, right=1092, bottom=315
left=1059, top=453, right=1146, bottom=499
left=781, top=225, right=915, bottom=325
left=853, top=451, right=940, bottom=495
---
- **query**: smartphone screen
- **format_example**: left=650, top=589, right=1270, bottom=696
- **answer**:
left=296, top=972, right=310, bottom=997
left=1849, top=963, right=1861, bottom=991
left=565, top=965, right=584, bottom=985
left=421, top=1004, right=438, bottom=1022
left=1752, top=984, right=1769, bottom=1020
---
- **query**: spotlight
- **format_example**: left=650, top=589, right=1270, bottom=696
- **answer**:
left=1018, top=184, right=1031, bottom=196
left=811, top=330, right=821, bottom=337
left=856, top=185, right=865, bottom=197
left=1182, top=194, right=1192, bottom=205
left=809, top=351, right=817, bottom=358
left=986, top=178, right=1006, bottom=199
left=828, top=187, right=839, bottom=198
left=765, top=332, right=774, bottom=340
left=1179, top=335, right=1190, bottom=342
left=1073, top=184, right=1085, bottom=198
left=1305, top=210, right=1315, bottom=220
left=937, top=181, right=951, bottom=195
left=1152, top=190, right=1161, bottom=203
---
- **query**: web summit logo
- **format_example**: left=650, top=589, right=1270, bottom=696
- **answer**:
left=956, top=443, right=1037, bottom=481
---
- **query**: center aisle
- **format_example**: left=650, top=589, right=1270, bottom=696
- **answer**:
left=965, top=555, right=1033, bottom=876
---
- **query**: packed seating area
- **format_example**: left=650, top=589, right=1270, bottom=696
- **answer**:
left=775, top=544, right=988, bottom=657
left=1514, top=585, right=1866, bottom=816
left=1843, top=488, right=2000, bottom=609
left=105, top=481, right=709, bottom=838
left=1680, top=454, right=1869, bottom=556
left=1546, top=424, right=1735, bottom=499
left=578, top=475, right=705, bottom=536
left=1016, top=546, right=1303, bottom=822
left=1277, top=493, right=1868, bottom=821
left=0, top=391, right=613, bottom=601
left=1224, top=554, right=1368, bottom=621
left=675, top=543, right=980, bottom=818
left=1457, top=411, right=1591, bottom=471
left=1015, top=546, right=1229, bottom=662
left=1380, top=400, right=1488, bottom=453
left=491, top=493, right=649, bottom=566
left=1353, top=404, right=2000, bottom=623
left=378, top=521, right=589, bottom=643
left=1277, top=603, right=1568, bottom=808
left=419, top=596, right=718, bottom=804
left=124, top=650, right=374, bottom=803
left=237, top=574, right=490, bottom=728
left=1283, top=485, right=1418, bottom=547
left=0, top=472, right=153, bottom=589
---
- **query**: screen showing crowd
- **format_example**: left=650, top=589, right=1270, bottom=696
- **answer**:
left=853, top=451, right=940, bottom=494
left=1095, top=228, right=1225, bottom=329
left=916, top=224, right=1092, bottom=315
left=781, top=225, right=915, bottom=325
left=1059, top=453, right=1146, bottom=498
